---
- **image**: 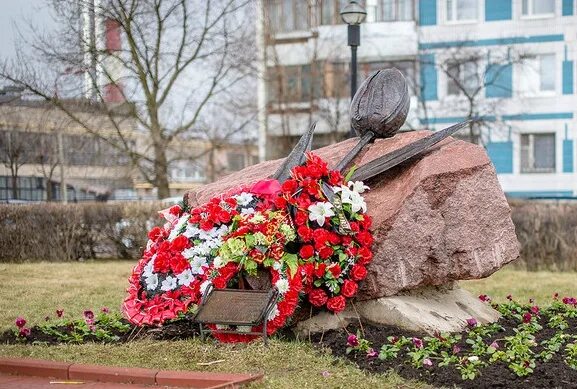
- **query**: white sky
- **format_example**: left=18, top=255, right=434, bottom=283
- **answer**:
left=0, top=0, right=55, bottom=61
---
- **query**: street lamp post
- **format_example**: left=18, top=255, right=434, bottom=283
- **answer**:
left=340, top=1, right=367, bottom=138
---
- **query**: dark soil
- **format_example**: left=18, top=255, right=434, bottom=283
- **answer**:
left=310, top=316, right=577, bottom=389
left=0, top=319, right=200, bottom=345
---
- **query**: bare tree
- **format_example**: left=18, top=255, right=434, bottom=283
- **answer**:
left=1, top=0, right=255, bottom=199
left=416, top=45, right=529, bottom=145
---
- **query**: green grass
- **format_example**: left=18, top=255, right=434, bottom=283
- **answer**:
left=1, top=260, right=575, bottom=388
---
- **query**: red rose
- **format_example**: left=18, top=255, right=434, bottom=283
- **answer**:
left=351, top=264, right=368, bottom=281
left=319, top=246, right=334, bottom=260
left=314, top=263, right=327, bottom=278
left=148, top=226, right=164, bottom=241
left=341, top=280, right=358, bottom=298
left=299, top=245, right=315, bottom=259
left=356, top=231, right=373, bottom=246
left=308, top=289, right=328, bottom=307
left=171, top=235, right=189, bottom=251
left=328, top=263, right=341, bottom=278
left=326, top=295, right=346, bottom=313
left=297, top=225, right=313, bottom=241
left=357, top=246, right=373, bottom=265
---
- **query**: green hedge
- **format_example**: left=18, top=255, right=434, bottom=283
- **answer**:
left=0, top=202, right=164, bottom=262
left=2, top=200, right=577, bottom=270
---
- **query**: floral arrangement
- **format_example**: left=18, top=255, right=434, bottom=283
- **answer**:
left=123, top=153, right=374, bottom=342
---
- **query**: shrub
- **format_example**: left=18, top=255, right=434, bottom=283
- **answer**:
left=510, top=200, right=577, bottom=271
left=0, top=202, right=164, bottom=262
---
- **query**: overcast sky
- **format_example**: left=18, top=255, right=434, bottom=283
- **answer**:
left=0, top=0, right=56, bottom=61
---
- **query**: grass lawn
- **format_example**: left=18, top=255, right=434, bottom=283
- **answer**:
left=1, top=260, right=575, bottom=388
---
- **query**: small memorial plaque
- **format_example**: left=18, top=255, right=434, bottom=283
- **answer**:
left=194, top=289, right=277, bottom=326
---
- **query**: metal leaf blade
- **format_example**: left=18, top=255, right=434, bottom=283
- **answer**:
left=272, top=122, right=316, bottom=183
left=350, top=120, right=470, bottom=182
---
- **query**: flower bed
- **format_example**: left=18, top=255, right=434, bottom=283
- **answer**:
left=311, top=294, right=577, bottom=388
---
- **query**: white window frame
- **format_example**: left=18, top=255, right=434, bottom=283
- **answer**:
left=520, top=133, right=556, bottom=174
left=444, top=59, right=481, bottom=97
left=516, top=53, right=557, bottom=97
left=445, top=0, right=479, bottom=24
left=520, top=0, right=556, bottom=19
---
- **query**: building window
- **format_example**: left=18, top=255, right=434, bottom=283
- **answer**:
left=519, top=54, right=556, bottom=95
left=267, top=0, right=311, bottom=33
left=319, top=0, right=349, bottom=25
left=358, top=60, right=416, bottom=88
left=446, top=60, right=479, bottom=95
left=521, top=133, right=556, bottom=173
left=446, top=0, right=478, bottom=22
left=367, top=0, right=414, bottom=22
left=267, top=64, right=321, bottom=103
left=522, top=0, right=555, bottom=17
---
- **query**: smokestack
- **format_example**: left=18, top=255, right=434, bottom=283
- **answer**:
left=103, top=17, right=125, bottom=104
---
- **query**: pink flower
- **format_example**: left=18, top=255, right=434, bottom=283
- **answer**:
left=452, top=345, right=461, bottom=354
left=390, top=336, right=399, bottom=344
left=101, top=307, right=110, bottom=314
left=366, top=348, right=378, bottom=358
left=466, top=318, right=477, bottom=328
left=530, top=306, right=540, bottom=315
left=83, top=310, right=94, bottom=320
left=347, top=334, right=359, bottom=347
left=478, top=294, right=490, bottom=302
left=562, top=297, right=577, bottom=305
left=56, top=309, right=64, bottom=318
left=321, top=371, right=331, bottom=377
left=412, top=337, right=423, bottom=349
left=490, top=341, right=500, bottom=349
left=523, top=312, right=532, bottom=323
left=423, top=358, right=433, bottom=367
left=15, top=317, right=26, bottom=328
left=18, top=328, right=31, bottom=338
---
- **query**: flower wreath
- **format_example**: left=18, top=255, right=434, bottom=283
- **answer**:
left=123, top=153, right=373, bottom=342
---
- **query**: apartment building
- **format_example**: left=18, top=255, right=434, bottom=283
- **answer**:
left=258, top=0, right=577, bottom=198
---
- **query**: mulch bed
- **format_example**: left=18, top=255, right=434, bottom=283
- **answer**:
left=310, top=317, right=577, bottom=389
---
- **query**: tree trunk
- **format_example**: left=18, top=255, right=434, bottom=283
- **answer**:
left=10, top=173, right=18, bottom=200
left=154, top=141, right=170, bottom=199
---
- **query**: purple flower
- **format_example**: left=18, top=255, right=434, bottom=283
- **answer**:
left=466, top=318, right=478, bottom=328
left=18, top=328, right=31, bottom=338
left=530, top=306, right=540, bottom=315
left=83, top=310, right=94, bottom=320
left=478, top=294, right=490, bottom=302
left=423, top=358, right=433, bottom=367
left=15, top=317, right=26, bottom=328
left=101, top=307, right=110, bottom=314
left=321, top=371, right=331, bottom=377
left=452, top=345, right=461, bottom=354
left=347, top=334, right=359, bottom=347
left=88, top=324, right=96, bottom=332
left=490, top=341, right=500, bottom=349
left=562, top=297, right=577, bottom=306
left=412, top=337, right=423, bottom=349
left=523, top=312, right=532, bottom=323
left=366, top=348, right=378, bottom=358
left=56, top=309, right=64, bottom=318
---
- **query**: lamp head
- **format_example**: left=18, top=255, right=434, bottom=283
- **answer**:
left=340, top=1, right=367, bottom=25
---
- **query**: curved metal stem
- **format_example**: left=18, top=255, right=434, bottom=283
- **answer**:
left=335, top=130, right=375, bottom=172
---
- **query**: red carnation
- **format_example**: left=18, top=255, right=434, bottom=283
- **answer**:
left=171, top=254, right=190, bottom=274
left=250, top=249, right=265, bottom=264
left=314, top=263, right=327, bottom=278
left=148, top=226, right=164, bottom=241
left=327, top=295, right=346, bottom=313
left=153, top=252, right=171, bottom=273
left=351, top=264, right=368, bottom=281
left=361, top=214, right=372, bottom=229
left=269, top=244, right=284, bottom=260
left=319, top=246, right=334, bottom=260
left=356, top=231, right=373, bottom=246
left=297, top=225, right=314, bottom=242
left=171, top=235, right=189, bottom=251
left=169, top=205, right=182, bottom=216
left=299, top=245, right=315, bottom=259
left=357, top=246, right=373, bottom=265
left=328, top=170, right=343, bottom=185
left=327, top=232, right=341, bottom=246
left=282, top=179, right=298, bottom=193
left=309, top=289, right=328, bottom=307
left=295, top=212, right=308, bottom=226
left=328, top=263, right=341, bottom=278
left=342, top=280, right=358, bottom=297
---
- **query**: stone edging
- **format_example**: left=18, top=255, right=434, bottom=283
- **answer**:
left=0, top=357, right=263, bottom=388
